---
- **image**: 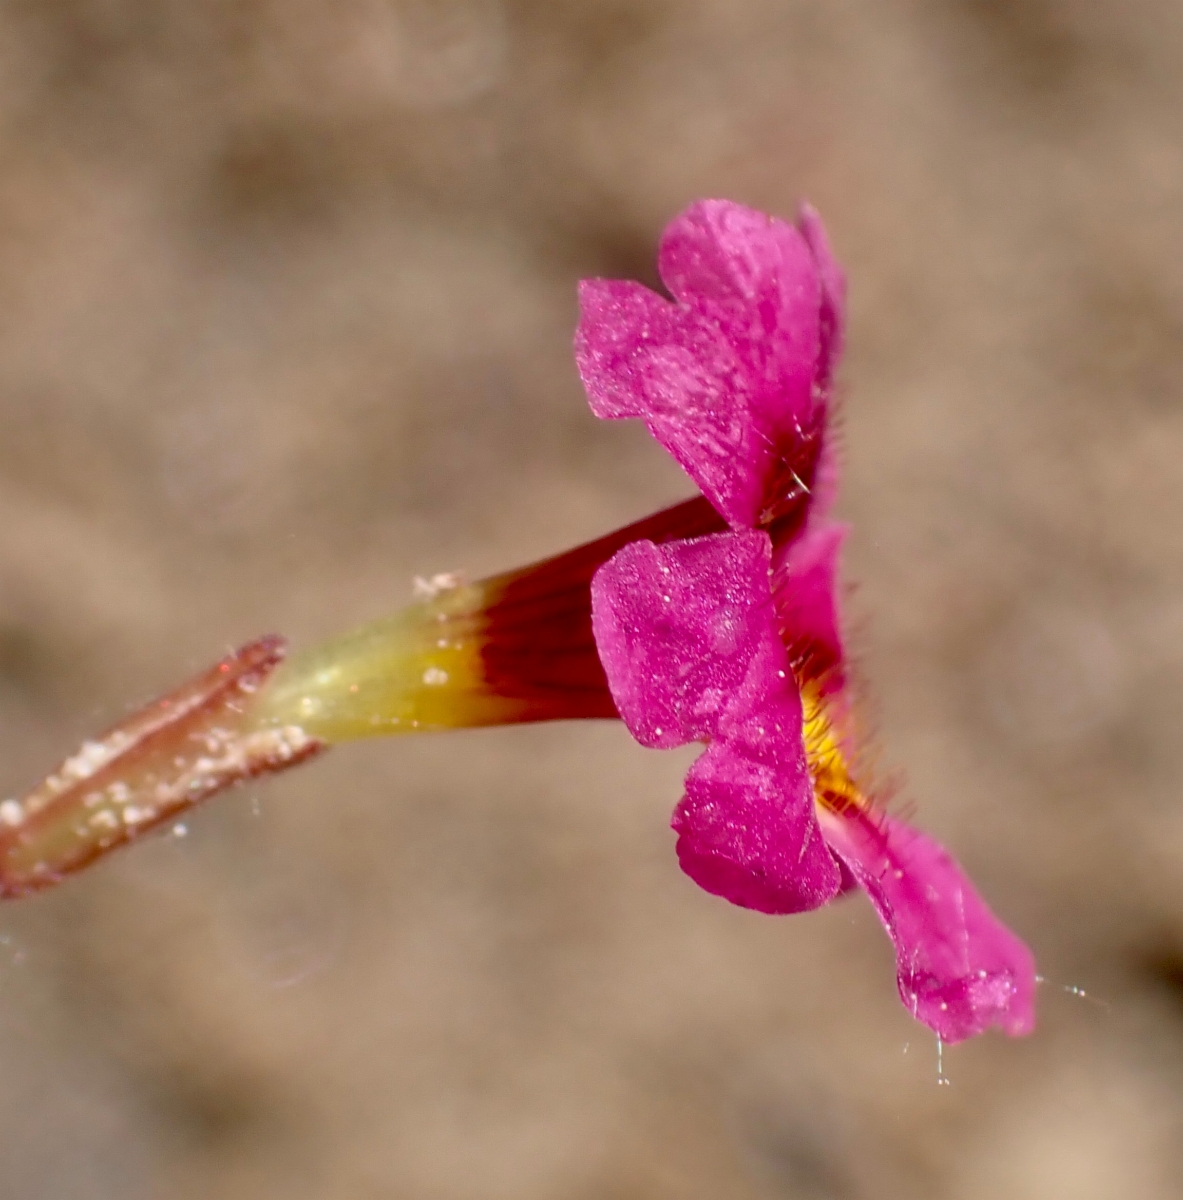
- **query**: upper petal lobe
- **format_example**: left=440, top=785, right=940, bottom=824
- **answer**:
left=576, top=200, right=836, bottom=530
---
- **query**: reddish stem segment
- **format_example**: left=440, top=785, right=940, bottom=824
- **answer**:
left=0, top=637, right=323, bottom=897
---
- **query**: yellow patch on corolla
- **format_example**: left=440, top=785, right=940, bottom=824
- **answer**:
left=799, top=680, right=867, bottom=817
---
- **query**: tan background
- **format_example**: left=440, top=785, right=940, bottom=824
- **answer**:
left=1, top=1, right=1181, bottom=1196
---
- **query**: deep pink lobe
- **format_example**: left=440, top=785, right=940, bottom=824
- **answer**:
left=818, top=809, right=1037, bottom=1042
left=590, top=531, right=841, bottom=913
left=772, top=520, right=848, bottom=690
left=575, top=200, right=825, bottom=530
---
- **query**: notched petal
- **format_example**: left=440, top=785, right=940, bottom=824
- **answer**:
left=577, top=200, right=841, bottom=532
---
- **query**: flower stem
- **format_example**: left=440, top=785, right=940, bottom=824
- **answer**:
left=0, top=637, right=322, bottom=897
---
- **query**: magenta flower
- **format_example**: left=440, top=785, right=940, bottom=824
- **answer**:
left=0, top=193, right=1033, bottom=1048
left=577, top=200, right=1035, bottom=1042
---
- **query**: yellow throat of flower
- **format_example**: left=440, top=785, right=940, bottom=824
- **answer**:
left=799, top=680, right=868, bottom=819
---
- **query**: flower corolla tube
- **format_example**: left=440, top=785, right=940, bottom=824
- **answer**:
left=0, top=199, right=1034, bottom=1043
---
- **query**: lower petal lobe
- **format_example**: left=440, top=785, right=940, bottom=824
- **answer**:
left=673, top=697, right=841, bottom=914
left=820, top=809, right=1036, bottom=1042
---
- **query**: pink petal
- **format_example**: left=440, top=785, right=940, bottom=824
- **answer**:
left=673, top=697, right=842, bottom=913
left=819, top=809, right=1036, bottom=1042
left=575, top=200, right=833, bottom=530
left=576, top=279, right=773, bottom=529
left=589, top=531, right=790, bottom=748
left=772, top=521, right=848, bottom=689
left=656, top=201, right=819, bottom=366
left=573, top=279, right=682, bottom=422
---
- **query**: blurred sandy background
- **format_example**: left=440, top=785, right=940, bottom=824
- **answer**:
left=0, top=1, right=1181, bottom=1196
